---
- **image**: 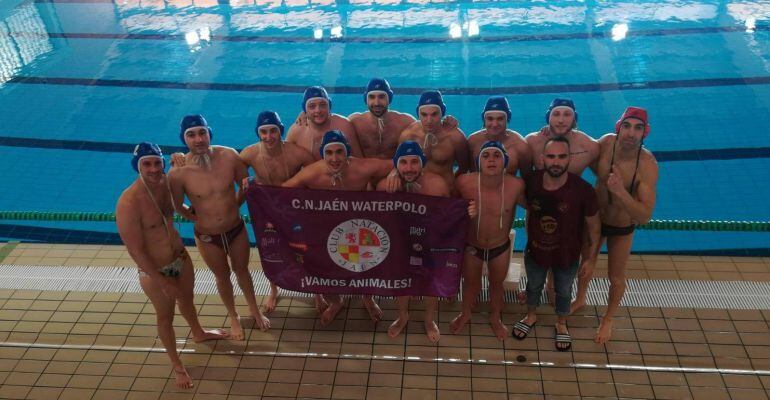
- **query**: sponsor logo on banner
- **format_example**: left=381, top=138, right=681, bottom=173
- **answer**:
left=410, top=256, right=423, bottom=266
left=261, top=237, right=278, bottom=246
left=409, top=226, right=425, bottom=237
left=412, top=243, right=423, bottom=252
left=289, top=242, right=308, bottom=252
left=445, top=262, right=458, bottom=268
left=430, top=247, right=460, bottom=253
left=327, top=219, right=391, bottom=272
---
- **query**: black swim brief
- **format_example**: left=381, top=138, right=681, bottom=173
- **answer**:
left=601, top=223, right=635, bottom=237
left=194, top=219, right=246, bottom=255
left=465, top=239, right=511, bottom=262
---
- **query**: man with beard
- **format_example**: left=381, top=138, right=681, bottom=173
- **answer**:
left=468, top=96, right=532, bottom=177
left=399, top=90, right=471, bottom=190
left=350, top=78, right=458, bottom=159
left=572, top=107, right=658, bottom=344
left=240, top=110, right=314, bottom=314
left=525, top=98, right=598, bottom=176
left=286, top=85, right=364, bottom=160
left=523, top=98, right=599, bottom=304
left=376, top=141, right=452, bottom=343
left=449, top=141, right=526, bottom=341
left=117, top=142, right=229, bottom=389
left=512, top=136, right=600, bottom=351
left=283, top=130, right=393, bottom=325
left=168, top=115, right=270, bottom=340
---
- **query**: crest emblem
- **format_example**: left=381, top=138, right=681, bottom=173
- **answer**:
left=327, top=219, right=391, bottom=272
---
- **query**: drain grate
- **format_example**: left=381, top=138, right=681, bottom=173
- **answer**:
left=0, top=264, right=768, bottom=310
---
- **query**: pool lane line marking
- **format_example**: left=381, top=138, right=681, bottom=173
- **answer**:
left=0, top=241, right=19, bottom=264
left=9, top=75, right=770, bottom=95
left=0, top=340, right=768, bottom=376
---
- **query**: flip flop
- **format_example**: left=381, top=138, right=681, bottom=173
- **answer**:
left=555, top=326, right=572, bottom=352
left=512, top=319, right=536, bottom=340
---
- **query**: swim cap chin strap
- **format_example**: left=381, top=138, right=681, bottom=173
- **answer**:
left=476, top=165, right=506, bottom=241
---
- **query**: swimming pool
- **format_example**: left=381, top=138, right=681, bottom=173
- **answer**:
left=0, top=0, right=768, bottom=254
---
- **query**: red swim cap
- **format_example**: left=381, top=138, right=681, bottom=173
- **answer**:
left=615, top=106, right=650, bottom=137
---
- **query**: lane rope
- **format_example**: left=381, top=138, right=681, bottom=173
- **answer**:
left=0, top=211, right=767, bottom=232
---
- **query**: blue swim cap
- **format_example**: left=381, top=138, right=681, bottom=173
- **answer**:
left=364, top=78, right=394, bottom=105
left=131, top=142, right=164, bottom=173
left=392, top=140, right=426, bottom=168
left=179, top=114, right=212, bottom=144
left=255, top=111, right=285, bottom=137
left=319, top=130, right=351, bottom=158
left=482, top=96, right=511, bottom=123
left=416, top=90, right=446, bottom=117
left=478, top=141, right=509, bottom=169
left=303, top=86, right=332, bottom=112
left=545, top=98, right=578, bottom=126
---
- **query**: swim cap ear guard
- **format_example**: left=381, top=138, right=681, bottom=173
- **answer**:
left=478, top=140, right=509, bottom=169
left=255, top=111, right=285, bottom=137
left=544, top=98, right=578, bottom=128
left=303, top=86, right=332, bottom=112
left=481, top=96, right=511, bottom=123
left=392, top=140, right=426, bottom=168
left=319, top=130, right=351, bottom=158
left=416, top=90, right=446, bottom=117
left=364, top=78, right=394, bottom=105
left=131, top=142, right=164, bottom=173
left=179, top=114, right=213, bottom=144
left=615, top=106, right=650, bottom=138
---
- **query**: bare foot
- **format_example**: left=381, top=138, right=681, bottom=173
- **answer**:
left=363, top=296, right=382, bottom=322
left=192, top=328, right=229, bottom=343
left=594, top=318, right=613, bottom=344
left=262, top=284, right=278, bottom=315
left=253, top=312, right=271, bottom=332
left=489, top=317, right=509, bottom=341
left=173, top=366, right=194, bottom=389
left=320, top=301, right=344, bottom=326
left=449, top=312, right=470, bottom=334
left=569, top=297, right=586, bottom=315
left=425, top=320, right=440, bottom=343
left=314, top=294, right=329, bottom=314
left=387, top=316, right=408, bottom=338
left=230, top=316, right=245, bottom=341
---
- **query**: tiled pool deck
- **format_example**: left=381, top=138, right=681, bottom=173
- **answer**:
left=0, top=243, right=769, bottom=399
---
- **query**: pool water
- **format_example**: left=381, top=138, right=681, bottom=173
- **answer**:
left=0, top=0, right=768, bottom=254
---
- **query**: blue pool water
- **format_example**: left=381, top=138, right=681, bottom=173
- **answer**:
left=0, top=0, right=768, bottom=254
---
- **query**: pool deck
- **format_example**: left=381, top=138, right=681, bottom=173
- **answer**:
left=0, top=242, right=769, bottom=399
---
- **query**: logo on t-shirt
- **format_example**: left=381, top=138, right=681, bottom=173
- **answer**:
left=539, top=216, right=558, bottom=234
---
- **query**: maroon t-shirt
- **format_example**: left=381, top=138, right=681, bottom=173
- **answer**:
left=524, top=170, right=599, bottom=268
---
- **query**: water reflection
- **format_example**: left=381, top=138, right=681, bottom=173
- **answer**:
left=0, top=3, right=52, bottom=84
left=102, top=0, right=764, bottom=39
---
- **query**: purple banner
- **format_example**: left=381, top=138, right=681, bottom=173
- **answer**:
left=246, top=186, right=469, bottom=297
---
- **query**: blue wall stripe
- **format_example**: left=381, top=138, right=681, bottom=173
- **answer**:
left=9, top=75, right=770, bottom=95
left=0, top=135, right=768, bottom=163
